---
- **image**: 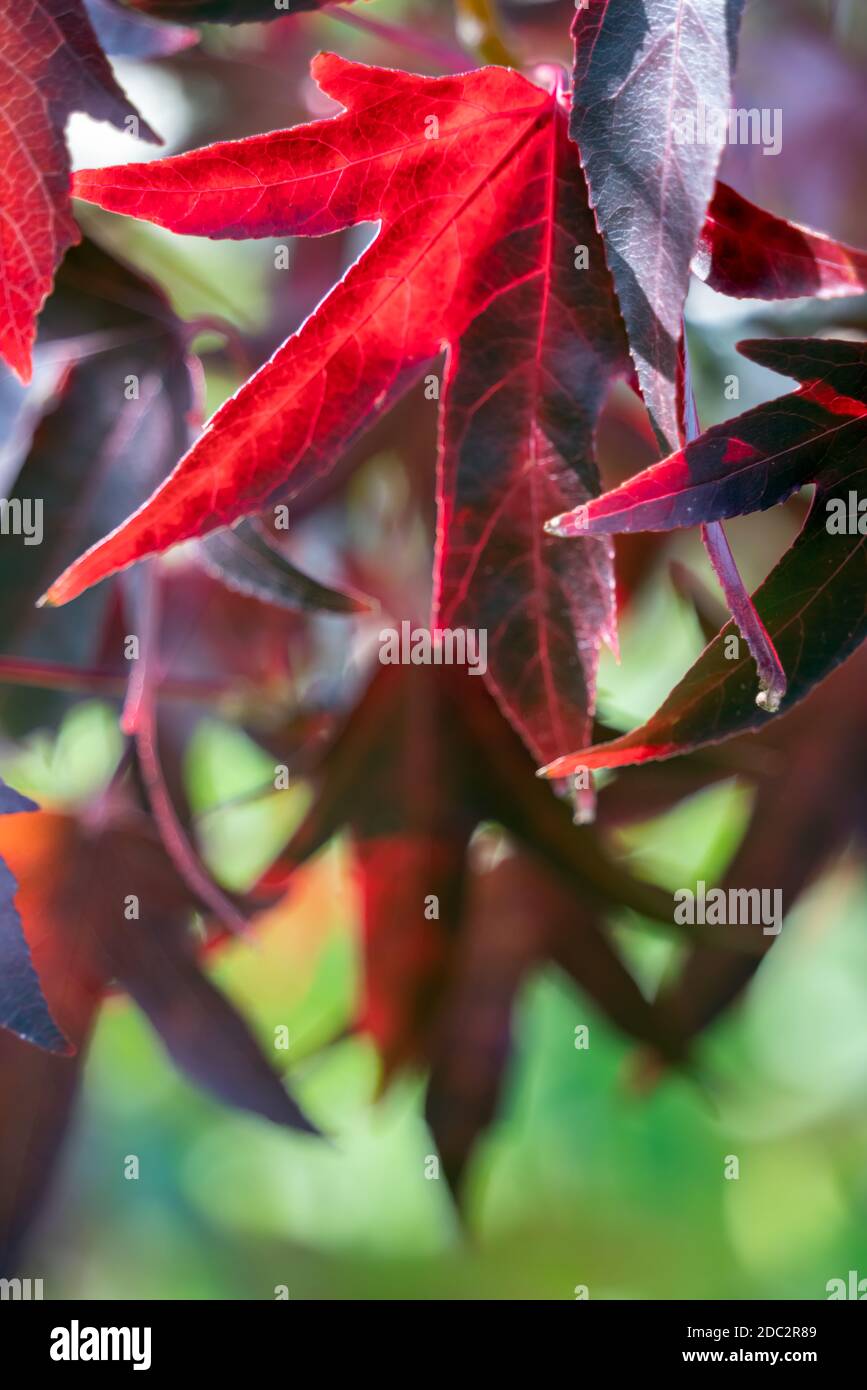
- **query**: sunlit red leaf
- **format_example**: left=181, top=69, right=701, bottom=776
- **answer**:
left=52, top=54, right=636, bottom=765
left=46, top=49, right=867, bottom=766
left=0, top=0, right=156, bottom=382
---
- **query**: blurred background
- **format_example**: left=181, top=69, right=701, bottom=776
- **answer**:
left=4, top=0, right=867, bottom=1299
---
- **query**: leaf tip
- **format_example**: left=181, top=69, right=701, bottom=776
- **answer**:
left=2, top=344, right=33, bottom=385
left=37, top=565, right=85, bottom=609
left=536, top=759, right=559, bottom=779
left=544, top=507, right=588, bottom=537
left=755, top=682, right=785, bottom=715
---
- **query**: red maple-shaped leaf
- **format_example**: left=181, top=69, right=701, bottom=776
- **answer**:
left=50, top=53, right=635, bottom=766
left=45, top=55, right=867, bottom=764
left=541, top=338, right=867, bottom=774
left=0, top=0, right=156, bottom=382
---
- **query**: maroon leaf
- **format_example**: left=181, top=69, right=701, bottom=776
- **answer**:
left=434, top=117, right=628, bottom=764
left=0, top=238, right=199, bottom=735
left=571, top=0, right=747, bottom=450
left=355, top=837, right=467, bottom=1081
left=84, top=0, right=198, bottom=55
left=658, top=651, right=867, bottom=1043
left=0, top=799, right=316, bottom=1135
left=426, top=843, right=684, bottom=1195
left=114, top=900, right=318, bottom=1132
left=424, top=852, right=544, bottom=1194
left=540, top=339, right=867, bottom=773
left=0, top=780, right=38, bottom=816
left=265, top=662, right=691, bottom=1179
left=546, top=339, right=867, bottom=541
left=0, top=785, right=67, bottom=1054
left=199, top=519, right=374, bottom=615
left=699, top=182, right=867, bottom=301
left=0, top=1028, right=81, bottom=1273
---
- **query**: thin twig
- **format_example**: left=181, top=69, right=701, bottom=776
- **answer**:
left=322, top=4, right=471, bottom=70
left=0, top=655, right=235, bottom=701
left=121, top=568, right=254, bottom=940
left=184, top=315, right=252, bottom=380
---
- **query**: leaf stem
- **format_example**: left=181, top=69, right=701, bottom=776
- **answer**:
left=120, top=568, right=254, bottom=941
left=185, top=315, right=252, bottom=380
left=322, top=5, right=471, bottom=71
left=699, top=521, right=786, bottom=712
left=0, top=655, right=233, bottom=701
left=682, top=329, right=787, bottom=712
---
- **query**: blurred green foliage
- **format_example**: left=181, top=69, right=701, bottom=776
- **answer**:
left=10, top=586, right=867, bottom=1300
